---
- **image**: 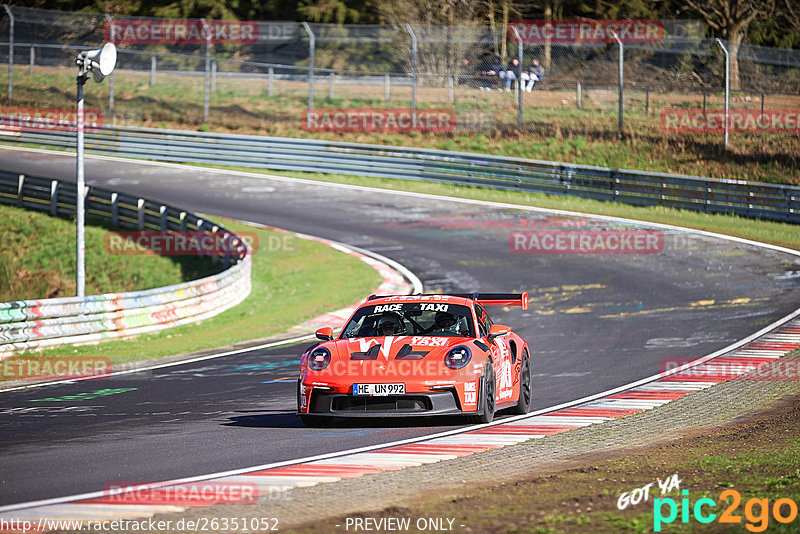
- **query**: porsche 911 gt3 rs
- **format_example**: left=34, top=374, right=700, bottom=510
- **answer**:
left=297, top=292, right=531, bottom=425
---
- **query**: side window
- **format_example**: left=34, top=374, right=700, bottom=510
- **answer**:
left=475, top=305, right=491, bottom=337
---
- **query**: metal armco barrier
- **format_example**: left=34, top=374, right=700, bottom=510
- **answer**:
left=3, top=124, right=798, bottom=224
left=0, top=171, right=251, bottom=357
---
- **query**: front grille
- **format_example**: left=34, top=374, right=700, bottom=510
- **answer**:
left=331, top=395, right=432, bottom=412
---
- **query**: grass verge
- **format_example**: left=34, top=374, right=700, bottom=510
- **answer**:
left=2, top=218, right=382, bottom=367
left=0, top=203, right=219, bottom=301
left=4, top=65, right=799, bottom=184
left=285, top=387, right=800, bottom=533
left=208, top=165, right=800, bottom=252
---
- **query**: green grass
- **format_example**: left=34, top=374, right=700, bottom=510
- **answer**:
left=206, top=165, right=800, bottom=252
left=0, top=203, right=218, bottom=301
left=4, top=64, right=799, bottom=185
left=5, top=218, right=382, bottom=365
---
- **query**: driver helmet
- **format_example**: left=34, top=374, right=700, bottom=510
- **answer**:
left=434, top=311, right=457, bottom=329
left=377, top=313, right=403, bottom=335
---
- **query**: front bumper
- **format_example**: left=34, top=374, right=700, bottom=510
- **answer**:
left=302, top=388, right=472, bottom=418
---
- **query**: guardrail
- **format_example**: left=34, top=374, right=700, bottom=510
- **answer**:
left=0, top=171, right=251, bottom=357
left=3, top=124, right=798, bottom=224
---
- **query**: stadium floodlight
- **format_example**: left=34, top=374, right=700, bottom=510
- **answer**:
left=74, top=43, right=116, bottom=298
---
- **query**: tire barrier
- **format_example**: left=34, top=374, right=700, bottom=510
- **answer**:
left=0, top=171, right=251, bottom=357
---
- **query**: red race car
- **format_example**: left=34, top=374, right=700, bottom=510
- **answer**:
left=297, top=292, right=531, bottom=426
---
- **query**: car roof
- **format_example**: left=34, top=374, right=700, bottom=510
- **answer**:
left=362, top=295, right=475, bottom=308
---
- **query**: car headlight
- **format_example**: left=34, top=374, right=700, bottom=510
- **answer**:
left=444, top=345, right=471, bottom=370
left=308, top=347, right=332, bottom=371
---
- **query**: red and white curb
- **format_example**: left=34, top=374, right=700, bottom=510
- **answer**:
left=2, top=317, right=798, bottom=530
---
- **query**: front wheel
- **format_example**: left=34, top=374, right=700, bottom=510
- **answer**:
left=473, top=358, right=496, bottom=424
left=509, top=348, right=532, bottom=415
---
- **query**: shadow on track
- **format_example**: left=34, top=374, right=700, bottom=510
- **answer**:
left=222, top=411, right=471, bottom=430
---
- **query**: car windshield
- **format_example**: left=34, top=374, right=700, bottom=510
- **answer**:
left=340, top=302, right=475, bottom=339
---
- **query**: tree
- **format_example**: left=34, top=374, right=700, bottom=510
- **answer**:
left=297, top=0, right=377, bottom=23
left=682, top=0, right=777, bottom=89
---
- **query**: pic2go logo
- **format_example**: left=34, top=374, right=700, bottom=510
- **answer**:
left=654, top=489, right=800, bottom=532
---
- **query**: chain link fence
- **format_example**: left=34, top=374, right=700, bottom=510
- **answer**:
left=0, top=6, right=798, bottom=139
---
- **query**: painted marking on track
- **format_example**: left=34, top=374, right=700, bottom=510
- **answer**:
left=262, top=377, right=296, bottom=384
left=29, top=388, right=138, bottom=402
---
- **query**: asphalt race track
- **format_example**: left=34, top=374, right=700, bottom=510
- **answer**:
left=1, top=148, right=799, bottom=507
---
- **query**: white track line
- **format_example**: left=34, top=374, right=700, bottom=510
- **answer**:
left=1, top=145, right=799, bottom=513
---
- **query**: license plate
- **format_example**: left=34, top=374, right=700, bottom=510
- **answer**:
left=353, top=383, right=405, bottom=396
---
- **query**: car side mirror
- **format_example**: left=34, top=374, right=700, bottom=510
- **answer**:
left=315, top=327, right=334, bottom=341
left=488, top=324, right=510, bottom=343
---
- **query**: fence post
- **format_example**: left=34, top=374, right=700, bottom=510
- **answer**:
left=111, top=193, right=118, bottom=227
left=511, top=25, right=523, bottom=130
left=211, top=60, right=217, bottom=91
left=645, top=85, right=650, bottom=114
left=405, top=24, right=417, bottom=121
left=137, top=198, right=145, bottom=231
left=703, top=88, right=707, bottom=115
left=610, top=30, right=623, bottom=138
left=329, top=71, right=334, bottom=100
left=202, top=18, right=211, bottom=124
left=448, top=75, right=454, bottom=103
left=301, top=22, right=315, bottom=115
left=268, top=66, right=274, bottom=96
left=3, top=5, right=13, bottom=100
left=50, top=180, right=58, bottom=216
left=761, top=91, right=764, bottom=117
left=150, top=54, right=156, bottom=86
left=384, top=73, right=390, bottom=103
left=577, top=82, right=581, bottom=110
left=29, top=45, right=33, bottom=75
left=716, top=38, right=730, bottom=149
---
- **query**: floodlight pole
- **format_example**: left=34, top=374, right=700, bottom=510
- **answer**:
left=76, top=62, right=88, bottom=298
left=715, top=38, right=730, bottom=148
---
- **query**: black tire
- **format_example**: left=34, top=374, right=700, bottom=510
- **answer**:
left=473, top=357, right=496, bottom=424
left=509, top=349, right=532, bottom=415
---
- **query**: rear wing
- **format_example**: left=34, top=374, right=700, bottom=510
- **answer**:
left=450, top=292, right=529, bottom=311
left=367, top=292, right=529, bottom=311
